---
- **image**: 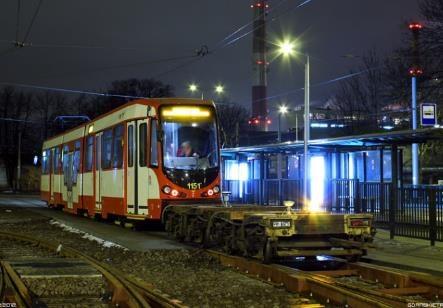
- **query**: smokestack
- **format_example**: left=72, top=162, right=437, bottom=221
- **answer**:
left=250, top=1, right=269, bottom=131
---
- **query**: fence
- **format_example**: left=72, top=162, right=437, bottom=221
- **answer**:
left=223, top=178, right=442, bottom=245
left=331, top=180, right=442, bottom=244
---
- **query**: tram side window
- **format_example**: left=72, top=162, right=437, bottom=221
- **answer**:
left=112, top=125, right=124, bottom=168
left=63, top=146, right=69, bottom=184
left=139, top=123, right=147, bottom=167
left=128, top=125, right=134, bottom=167
left=42, top=150, right=50, bottom=174
left=85, top=136, right=94, bottom=172
left=102, top=129, right=113, bottom=169
left=150, top=120, right=158, bottom=167
left=53, top=147, right=60, bottom=174
left=95, top=136, right=100, bottom=170
left=72, top=141, right=81, bottom=184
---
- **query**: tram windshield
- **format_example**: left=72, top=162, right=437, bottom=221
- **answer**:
left=161, top=106, right=219, bottom=171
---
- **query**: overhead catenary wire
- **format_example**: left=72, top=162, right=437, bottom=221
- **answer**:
left=37, top=54, right=198, bottom=80
left=219, top=0, right=316, bottom=50
left=153, top=0, right=316, bottom=77
left=0, top=81, right=147, bottom=99
left=213, top=0, right=289, bottom=48
left=22, top=0, right=43, bottom=43
left=15, top=0, right=21, bottom=42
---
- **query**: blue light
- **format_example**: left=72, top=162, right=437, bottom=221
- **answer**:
left=33, top=155, right=38, bottom=165
left=330, top=124, right=345, bottom=128
left=311, top=123, right=328, bottom=128
left=382, top=125, right=394, bottom=130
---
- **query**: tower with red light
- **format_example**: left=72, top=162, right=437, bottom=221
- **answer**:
left=249, top=1, right=271, bottom=131
left=408, top=22, right=423, bottom=77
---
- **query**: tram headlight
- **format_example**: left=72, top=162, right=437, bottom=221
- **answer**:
left=213, top=186, right=220, bottom=194
left=207, top=189, right=214, bottom=196
left=171, top=189, right=179, bottom=197
left=163, top=186, right=171, bottom=194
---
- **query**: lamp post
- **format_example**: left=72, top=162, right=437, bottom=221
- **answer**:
left=277, top=105, right=288, bottom=205
left=277, top=39, right=311, bottom=210
left=303, top=55, right=310, bottom=209
left=408, top=22, right=423, bottom=186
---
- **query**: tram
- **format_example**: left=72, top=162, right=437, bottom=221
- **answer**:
left=40, top=99, right=221, bottom=220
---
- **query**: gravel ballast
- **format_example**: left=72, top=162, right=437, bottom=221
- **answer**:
left=0, top=208, right=315, bottom=307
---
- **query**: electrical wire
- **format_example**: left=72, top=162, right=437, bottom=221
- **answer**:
left=37, top=54, right=197, bottom=79
left=214, top=0, right=288, bottom=48
left=250, top=66, right=383, bottom=104
left=15, top=0, right=21, bottom=42
left=22, top=0, right=43, bottom=43
left=0, top=81, right=147, bottom=99
left=151, top=0, right=313, bottom=77
left=219, top=0, right=316, bottom=50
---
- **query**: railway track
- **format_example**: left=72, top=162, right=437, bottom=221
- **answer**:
left=0, top=231, right=186, bottom=308
left=207, top=250, right=443, bottom=308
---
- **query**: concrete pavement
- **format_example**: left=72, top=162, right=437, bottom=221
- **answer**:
left=0, top=194, right=185, bottom=251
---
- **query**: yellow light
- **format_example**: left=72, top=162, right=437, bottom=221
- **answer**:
left=278, top=40, right=295, bottom=56
left=308, top=200, right=322, bottom=213
left=88, top=125, right=94, bottom=134
left=162, top=107, right=211, bottom=118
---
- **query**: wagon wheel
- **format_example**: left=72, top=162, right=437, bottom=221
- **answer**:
left=263, top=238, right=274, bottom=264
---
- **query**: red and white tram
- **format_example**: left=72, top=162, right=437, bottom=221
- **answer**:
left=40, top=99, right=221, bottom=220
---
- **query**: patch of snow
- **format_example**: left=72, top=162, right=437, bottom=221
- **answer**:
left=49, top=219, right=128, bottom=250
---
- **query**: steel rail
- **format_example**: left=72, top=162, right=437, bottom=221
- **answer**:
left=0, top=231, right=187, bottom=308
left=206, top=250, right=442, bottom=308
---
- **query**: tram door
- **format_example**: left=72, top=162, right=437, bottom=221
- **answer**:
left=94, top=134, right=102, bottom=212
left=126, top=120, right=149, bottom=215
left=126, top=122, right=136, bottom=214
left=64, top=152, right=74, bottom=209
left=50, top=147, right=60, bottom=204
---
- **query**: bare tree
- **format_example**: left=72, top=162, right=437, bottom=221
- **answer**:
left=216, top=101, right=249, bottom=147
left=330, top=49, right=386, bottom=133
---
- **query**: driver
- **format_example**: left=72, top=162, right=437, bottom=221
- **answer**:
left=179, top=141, right=199, bottom=158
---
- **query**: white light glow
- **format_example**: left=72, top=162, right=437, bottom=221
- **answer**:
left=239, top=162, right=249, bottom=181
left=309, top=156, right=325, bottom=212
left=215, top=85, right=224, bottom=94
left=278, top=40, right=295, bottom=56
left=279, top=105, right=288, bottom=114
left=189, top=83, right=198, bottom=92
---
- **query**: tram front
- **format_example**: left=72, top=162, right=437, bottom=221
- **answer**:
left=159, top=104, right=221, bottom=203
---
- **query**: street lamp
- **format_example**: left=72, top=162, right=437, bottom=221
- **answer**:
left=278, top=40, right=296, bottom=57
left=277, top=38, right=311, bottom=211
left=215, top=84, right=224, bottom=95
left=188, top=83, right=226, bottom=99
left=189, top=83, right=198, bottom=93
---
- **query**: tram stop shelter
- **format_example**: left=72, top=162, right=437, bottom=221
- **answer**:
left=221, top=128, right=443, bottom=245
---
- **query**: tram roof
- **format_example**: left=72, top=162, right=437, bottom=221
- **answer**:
left=221, top=128, right=443, bottom=155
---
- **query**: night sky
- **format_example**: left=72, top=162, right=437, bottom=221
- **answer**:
left=0, top=0, right=420, bottom=119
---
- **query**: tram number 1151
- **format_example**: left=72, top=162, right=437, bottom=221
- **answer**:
left=187, top=182, right=202, bottom=190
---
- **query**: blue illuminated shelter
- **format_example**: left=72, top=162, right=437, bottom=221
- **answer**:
left=221, top=128, right=443, bottom=206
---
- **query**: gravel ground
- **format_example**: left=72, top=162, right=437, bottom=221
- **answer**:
left=0, top=208, right=315, bottom=307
